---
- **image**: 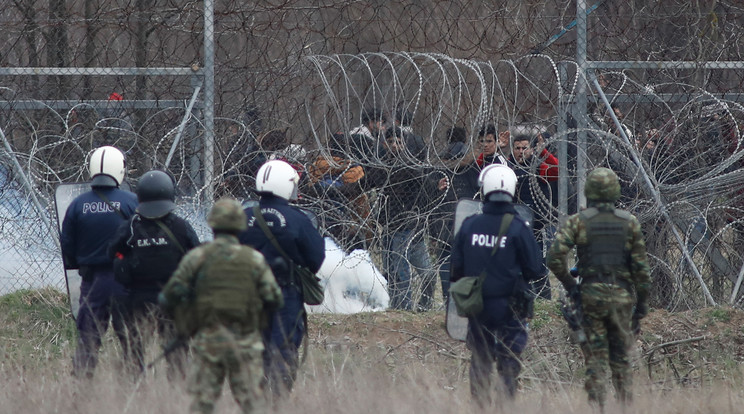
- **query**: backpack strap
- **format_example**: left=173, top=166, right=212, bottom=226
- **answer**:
left=252, top=205, right=295, bottom=266
left=154, top=218, right=186, bottom=255
left=93, top=189, right=126, bottom=219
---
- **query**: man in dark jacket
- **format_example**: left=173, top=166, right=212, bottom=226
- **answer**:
left=108, top=169, right=201, bottom=376
left=60, top=146, right=138, bottom=379
left=508, top=134, right=559, bottom=300
left=450, top=163, right=542, bottom=405
left=239, top=159, right=326, bottom=396
left=363, top=127, right=448, bottom=310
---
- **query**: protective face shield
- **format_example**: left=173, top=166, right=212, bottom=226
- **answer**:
left=136, top=170, right=176, bottom=219
left=478, top=163, right=517, bottom=202
left=255, top=160, right=300, bottom=201
left=89, top=146, right=126, bottom=187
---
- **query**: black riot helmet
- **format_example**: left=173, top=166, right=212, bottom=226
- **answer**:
left=136, top=170, right=176, bottom=219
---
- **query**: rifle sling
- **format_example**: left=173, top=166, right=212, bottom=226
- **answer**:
left=153, top=218, right=186, bottom=255
left=252, top=205, right=296, bottom=267
left=93, top=189, right=126, bottom=220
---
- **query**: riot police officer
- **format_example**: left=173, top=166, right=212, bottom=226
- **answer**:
left=239, top=159, right=325, bottom=396
left=60, top=146, right=138, bottom=379
left=109, top=169, right=200, bottom=376
left=160, top=198, right=283, bottom=414
left=450, top=163, right=542, bottom=405
left=546, top=167, right=651, bottom=409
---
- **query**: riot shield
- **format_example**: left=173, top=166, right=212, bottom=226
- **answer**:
left=446, top=199, right=534, bottom=341
left=54, top=183, right=91, bottom=320
left=447, top=199, right=481, bottom=341
left=446, top=295, right=469, bottom=341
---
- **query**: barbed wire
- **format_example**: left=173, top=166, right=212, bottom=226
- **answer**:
left=1, top=1, right=744, bottom=310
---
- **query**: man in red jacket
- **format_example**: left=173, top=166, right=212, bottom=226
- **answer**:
left=508, top=134, right=559, bottom=300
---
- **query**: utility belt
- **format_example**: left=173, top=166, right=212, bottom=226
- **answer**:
left=582, top=273, right=632, bottom=293
left=267, top=257, right=299, bottom=289
left=276, top=272, right=301, bottom=290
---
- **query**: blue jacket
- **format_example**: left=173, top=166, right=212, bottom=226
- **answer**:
left=60, top=186, right=138, bottom=268
left=239, top=195, right=325, bottom=285
left=450, top=202, right=542, bottom=299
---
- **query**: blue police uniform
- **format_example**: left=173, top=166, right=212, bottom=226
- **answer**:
left=450, top=201, right=542, bottom=403
left=60, top=185, right=138, bottom=378
left=238, top=194, right=325, bottom=395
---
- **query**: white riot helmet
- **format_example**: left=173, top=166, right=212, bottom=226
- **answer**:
left=255, top=159, right=299, bottom=201
left=478, top=163, right=517, bottom=202
left=88, top=146, right=126, bottom=187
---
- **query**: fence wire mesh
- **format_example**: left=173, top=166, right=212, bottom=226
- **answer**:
left=1, top=0, right=744, bottom=310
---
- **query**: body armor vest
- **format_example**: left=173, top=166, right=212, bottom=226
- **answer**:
left=577, top=207, right=631, bottom=278
left=193, top=242, right=261, bottom=332
left=127, top=216, right=184, bottom=287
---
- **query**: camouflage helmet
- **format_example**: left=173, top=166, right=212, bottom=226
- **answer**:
left=207, top=198, right=247, bottom=232
left=585, top=167, right=621, bottom=202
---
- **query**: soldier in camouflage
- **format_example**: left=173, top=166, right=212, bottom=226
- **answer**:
left=159, top=198, right=283, bottom=414
left=546, top=167, right=651, bottom=409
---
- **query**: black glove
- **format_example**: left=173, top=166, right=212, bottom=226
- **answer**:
left=567, top=284, right=581, bottom=305
left=631, top=315, right=641, bottom=336
left=631, top=303, right=647, bottom=336
left=634, top=303, right=648, bottom=319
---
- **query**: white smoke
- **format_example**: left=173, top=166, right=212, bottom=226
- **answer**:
left=307, top=238, right=389, bottom=314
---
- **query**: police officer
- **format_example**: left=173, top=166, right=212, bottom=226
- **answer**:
left=108, top=169, right=200, bottom=376
left=239, top=159, right=325, bottom=396
left=450, top=164, right=542, bottom=405
left=546, top=167, right=651, bottom=409
left=159, top=198, right=283, bottom=414
left=60, top=146, right=138, bottom=379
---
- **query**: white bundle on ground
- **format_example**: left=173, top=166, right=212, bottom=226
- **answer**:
left=308, top=238, right=389, bottom=314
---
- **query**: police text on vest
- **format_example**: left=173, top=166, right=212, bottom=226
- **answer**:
left=471, top=234, right=507, bottom=248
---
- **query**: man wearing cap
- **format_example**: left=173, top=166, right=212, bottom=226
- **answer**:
left=109, top=169, right=200, bottom=376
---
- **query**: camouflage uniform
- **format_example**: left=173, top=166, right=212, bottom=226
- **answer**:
left=546, top=168, right=651, bottom=407
left=160, top=199, right=283, bottom=414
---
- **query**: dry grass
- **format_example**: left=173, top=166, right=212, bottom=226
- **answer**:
left=1, top=290, right=744, bottom=413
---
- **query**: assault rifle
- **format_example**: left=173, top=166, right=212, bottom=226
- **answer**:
left=559, top=268, right=587, bottom=344
left=146, top=337, right=188, bottom=369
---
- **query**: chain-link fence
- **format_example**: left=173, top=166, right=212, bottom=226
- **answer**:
left=1, top=1, right=744, bottom=310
